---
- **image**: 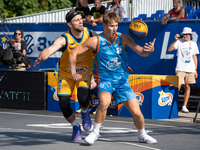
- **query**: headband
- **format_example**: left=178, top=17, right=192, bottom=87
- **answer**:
left=66, top=11, right=79, bottom=23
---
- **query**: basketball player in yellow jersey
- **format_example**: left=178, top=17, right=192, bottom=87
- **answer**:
left=34, top=10, right=96, bottom=141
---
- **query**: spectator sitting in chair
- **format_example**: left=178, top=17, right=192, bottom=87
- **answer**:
left=161, top=0, right=185, bottom=25
left=89, top=0, right=105, bottom=27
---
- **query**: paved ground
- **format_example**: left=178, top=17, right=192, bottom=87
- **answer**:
left=0, top=108, right=200, bottom=150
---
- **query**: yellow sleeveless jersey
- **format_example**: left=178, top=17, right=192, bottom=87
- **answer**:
left=59, top=27, right=93, bottom=76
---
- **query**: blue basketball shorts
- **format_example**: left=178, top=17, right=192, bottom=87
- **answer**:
left=97, top=79, right=136, bottom=104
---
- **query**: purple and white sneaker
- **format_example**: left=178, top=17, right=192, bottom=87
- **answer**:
left=81, top=110, right=92, bottom=131
left=72, top=125, right=81, bottom=141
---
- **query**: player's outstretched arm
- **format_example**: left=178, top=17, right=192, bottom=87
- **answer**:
left=34, top=36, right=66, bottom=66
left=69, top=36, right=97, bottom=81
left=122, top=34, right=156, bottom=57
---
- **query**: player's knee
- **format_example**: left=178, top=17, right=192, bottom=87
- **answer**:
left=132, top=109, right=143, bottom=118
left=78, top=88, right=90, bottom=108
left=98, top=100, right=110, bottom=110
left=59, top=96, right=70, bottom=109
left=59, top=96, right=73, bottom=118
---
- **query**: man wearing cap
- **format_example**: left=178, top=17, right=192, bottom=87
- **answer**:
left=168, top=27, right=199, bottom=113
left=34, top=10, right=96, bottom=140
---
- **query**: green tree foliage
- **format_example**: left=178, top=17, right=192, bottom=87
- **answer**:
left=0, top=0, right=72, bottom=19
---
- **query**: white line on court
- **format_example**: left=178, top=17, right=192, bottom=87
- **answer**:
left=0, top=127, right=160, bottom=150
left=0, top=127, right=69, bottom=135
left=0, top=111, right=200, bottom=131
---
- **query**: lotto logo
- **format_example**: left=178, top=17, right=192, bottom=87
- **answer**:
left=158, top=90, right=173, bottom=106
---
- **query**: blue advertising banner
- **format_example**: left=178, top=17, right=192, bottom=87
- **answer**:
left=0, top=21, right=200, bottom=86
left=118, top=74, right=179, bottom=119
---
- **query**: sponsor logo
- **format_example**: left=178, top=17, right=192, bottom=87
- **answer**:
left=102, top=42, right=106, bottom=45
left=90, top=93, right=100, bottom=107
left=1, top=34, right=34, bottom=55
left=77, top=55, right=87, bottom=62
left=100, top=82, right=105, bottom=88
left=106, top=57, right=122, bottom=70
left=109, top=96, right=117, bottom=108
left=58, top=80, right=62, bottom=91
left=135, top=92, right=144, bottom=106
left=76, top=65, right=89, bottom=73
left=53, top=87, right=59, bottom=101
left=158, top=90, right=173, bottom=106
left=101, top=46, right=112, bottom=49
left=117, top=42, right=121, bottom=46
left=67, top=65, right=89, bottom=73
left=133, top=23, right=141, bottom=29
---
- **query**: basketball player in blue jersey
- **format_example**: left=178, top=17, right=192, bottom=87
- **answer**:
left=69, top=11, right=157, bottom=144
left=34, top=10, right=97, bottom=141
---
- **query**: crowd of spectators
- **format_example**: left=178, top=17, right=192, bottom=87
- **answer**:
left=75, top=0, right=200, bottom=26
left=75, top=0, right=126, bottom=26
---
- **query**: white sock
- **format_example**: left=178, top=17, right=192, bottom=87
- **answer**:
left=81, top=108, right=88, bottom=113
left=93, top=121, right=101, bottom=134
left=182, top=106, right=186, bottom=109
left=138, top=128, right=146, bottom=136
left=71, top=119, right=79, bottom=127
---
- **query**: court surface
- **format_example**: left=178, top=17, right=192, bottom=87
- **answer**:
left=0, top=108, right=200, bottom=150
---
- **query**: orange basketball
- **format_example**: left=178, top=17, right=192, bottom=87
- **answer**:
left=129, top=20, right=148, bottom=39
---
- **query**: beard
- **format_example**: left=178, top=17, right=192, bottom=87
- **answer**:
left=73, top=26, right=83, bottom=33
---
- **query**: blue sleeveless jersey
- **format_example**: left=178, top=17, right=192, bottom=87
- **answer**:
left=94, top=32, right=129, bottom=83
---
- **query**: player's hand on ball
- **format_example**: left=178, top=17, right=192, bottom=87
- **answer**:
left=72, top=74, right=82, bottom=81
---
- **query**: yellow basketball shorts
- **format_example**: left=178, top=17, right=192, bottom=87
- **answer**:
left=57, top=72, right=93, bottom=96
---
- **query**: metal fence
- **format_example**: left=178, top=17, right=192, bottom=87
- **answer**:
left=131, top=0, right=173, bottom=18
left=2, top=0, right=200, bottom=23
left=2, top=1, right=111, bottom=23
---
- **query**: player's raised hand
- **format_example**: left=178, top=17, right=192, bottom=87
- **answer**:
left=144, top=38, right=156, bottom=53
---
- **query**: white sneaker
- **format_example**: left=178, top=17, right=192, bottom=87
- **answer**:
left=181, top=106, right=189, bottom=113
left=138, top=133, right=157, bottom=144
left=84, top=131, right=100, bottom=145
